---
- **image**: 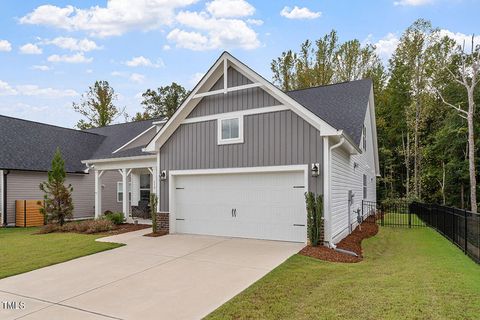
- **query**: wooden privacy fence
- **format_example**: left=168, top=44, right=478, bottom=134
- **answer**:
left=15, top=200, right=45, bottom=227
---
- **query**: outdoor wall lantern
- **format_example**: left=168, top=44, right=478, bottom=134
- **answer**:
left=311, top=163, right=320, bottom=177
left=353, top=162, right=359, bottom=170
left=160, top=170, right=167, bottom=181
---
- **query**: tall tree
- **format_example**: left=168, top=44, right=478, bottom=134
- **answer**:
left=270, top=30, right=384, bottom=91
left=134, top=82, right=189, bottom=120
left=73, top=81, right=125, bottom=130
left=39, top=148, right=74, bottom=226
left=436, top=37, right=480, bottom=212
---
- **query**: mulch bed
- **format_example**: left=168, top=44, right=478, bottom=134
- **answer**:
left=103, top=223, right=151, bottom=235
left=299, top=216, right=379, bottom=263
left=143, top=231, right=169, bottom=237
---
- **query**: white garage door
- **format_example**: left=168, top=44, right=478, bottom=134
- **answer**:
left=173, top=170, right=307, bottom=242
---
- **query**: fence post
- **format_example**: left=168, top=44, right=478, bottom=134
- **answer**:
left=381, top=203, right=384, bottom=226
left=464, top=209, right=468, bottom=255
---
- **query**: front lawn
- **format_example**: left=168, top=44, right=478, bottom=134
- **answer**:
left=0, top=227, right=122, bottom=279
left=207, top=227, right=480, bottom=320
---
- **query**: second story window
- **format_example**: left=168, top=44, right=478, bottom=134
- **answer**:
left=218, top=116, right=244, bottom=145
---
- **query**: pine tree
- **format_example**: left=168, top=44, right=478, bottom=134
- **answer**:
left=39, top=148, right=74, bottom=226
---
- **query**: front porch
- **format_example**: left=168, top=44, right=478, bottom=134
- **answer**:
left=85, top=155, right=159, bottom=223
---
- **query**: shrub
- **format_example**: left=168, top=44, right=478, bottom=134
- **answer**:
left=104, top=212, right=124, bottom=225
left=37, top=219, right=114, bottom=234
left=103, top=210, right=113, bottom=216
left=305, top=192, right=323, bottom=247
left=150, top=194, right=158, bottom=233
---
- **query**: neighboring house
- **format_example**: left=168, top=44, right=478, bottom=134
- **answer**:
left=0, top=116, right=163, bottom=226
left=0, top=51, right=379, bottom=246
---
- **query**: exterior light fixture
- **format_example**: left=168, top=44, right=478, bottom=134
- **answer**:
left=311, top=163, right=320, bottom=177
left=160, top=170, right=167, bottom=181
left=353, top=162, right=359, bottom=170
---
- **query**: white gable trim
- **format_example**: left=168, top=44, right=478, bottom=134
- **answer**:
left=112, top=125, right=156, bottom=154
left=144, top=52, right=344, bottom=153
left=367, top=86, right=380, bottom=176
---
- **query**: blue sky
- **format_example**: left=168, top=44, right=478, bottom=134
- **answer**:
left=0, top=0, right=478, bottom=128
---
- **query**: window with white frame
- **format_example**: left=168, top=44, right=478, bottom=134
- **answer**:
left=140, top=174, right=151, bottom=202
left=363, top=174, right=367, bottom=199
left=117, top=182, right=132, bottom=202
left=218, top=116, right=243, bottom=145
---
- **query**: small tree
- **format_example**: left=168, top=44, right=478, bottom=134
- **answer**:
left=150, top=193, right=158, bottom=233
left=305, top=192, right=323, bottom=246
left=39, top=148, right=74, bottom=226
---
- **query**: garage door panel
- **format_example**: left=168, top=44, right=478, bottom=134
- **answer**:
left=173, top=170, right=307, bottom=242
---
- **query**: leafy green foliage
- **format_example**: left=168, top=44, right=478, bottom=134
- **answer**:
left=39, top=148, right=74, bottom=226
left=150, top=193, right=158, bottom=233
left=133, top=82, right=189, bottom=120
left=305, top=192, right=323, bottom=246
left=73, top=80, right=125, bottom=129
left=104, top=212, right=124, bottom=225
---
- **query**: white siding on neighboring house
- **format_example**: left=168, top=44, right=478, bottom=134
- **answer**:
left=330, top=103, right=377, bottom=243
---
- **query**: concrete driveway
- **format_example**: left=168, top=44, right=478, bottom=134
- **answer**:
left=0, top=230, right=303, bottom=320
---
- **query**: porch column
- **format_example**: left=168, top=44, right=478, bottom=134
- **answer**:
left=119, top=168, right=132, bottom=220
left=94, top=170, right=104, bottom=219
left=149, top=166, right=159, bottom=212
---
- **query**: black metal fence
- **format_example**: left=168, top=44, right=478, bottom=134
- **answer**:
left=362, top=200, right=427, bottom=227
left=410, top=202, right=480, bottom=264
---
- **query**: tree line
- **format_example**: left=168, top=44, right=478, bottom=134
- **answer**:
left=271, top=19, right=479, bottom=212
left=72, top=18, right=479, bottom=212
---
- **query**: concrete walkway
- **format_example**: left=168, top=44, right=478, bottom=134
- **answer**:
left=0, top=229, right=303, bottom=320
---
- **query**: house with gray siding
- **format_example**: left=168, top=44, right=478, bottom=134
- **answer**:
left=1, top=51, right=379, bottom=246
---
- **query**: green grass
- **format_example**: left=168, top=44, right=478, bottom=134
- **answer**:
left=0, top=227, right=122, bottom=279
left=206, top=227, right=480, bottom=320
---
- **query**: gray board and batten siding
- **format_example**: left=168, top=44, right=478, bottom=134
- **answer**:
left=158, top=67, right=323, bottom=211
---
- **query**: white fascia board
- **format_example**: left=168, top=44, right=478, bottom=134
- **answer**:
left=112, top=126, right=155, bottom=154
left=368, top=86, right=381, bottom=176
left=144, top=53, right=228, bottom=152
left=182, top=105, right=289, bottom=124
left=144, top=51, right=340, bottom=152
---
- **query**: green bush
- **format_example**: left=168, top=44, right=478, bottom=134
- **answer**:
left=305, top=192, right=323, bottom=246
left=104, top=212, right=124, bottom=225
left=150, top=194, right=158, bottom=233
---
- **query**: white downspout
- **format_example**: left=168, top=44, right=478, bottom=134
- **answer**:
left=325, top=136, right=345, bottom=249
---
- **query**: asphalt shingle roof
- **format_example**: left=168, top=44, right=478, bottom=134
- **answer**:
left=0, top=116, right=161, bottom=172
left=286, top=78, right=372, bottom=145
left=0, top=115, right=104, bottom=173
left=84, top=119, right=159, bottom=160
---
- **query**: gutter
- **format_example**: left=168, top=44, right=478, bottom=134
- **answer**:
left=326, top=136, right=345, bottom=249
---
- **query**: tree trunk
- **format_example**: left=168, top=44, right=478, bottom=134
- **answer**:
left=467, top=88, right=477, bottom=212
left=414, top=99, right=420, bottom=199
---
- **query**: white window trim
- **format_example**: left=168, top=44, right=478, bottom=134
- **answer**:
left=117, top=181, right=132, bottom=203
left=217, top=115, right=244, bottom=145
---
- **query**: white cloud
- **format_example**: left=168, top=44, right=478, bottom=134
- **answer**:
left=0, top=80, right=77, bottom=97
left=42, top=37, right=100, bottom=52
left=280, top=6, right=321, bottom=20
left=124, top=56, right=164, bottom=68
left=20, top=1, right=199, bottom=38
left=163, top=44, right=171, bottom=50
left=168, top=10, right=260, bottom=50
left=32, top=65, right=51, bottom=71
left=0, top=102, right=49, bottom=114
left=47, top=52, right=93, bottom=63
left=130, top=73, right=145, bottom=83
left=374, top=33, right=400, bottom=60
left=86, top=69, right=93, bottom=74
left=19, top=43, right=43, bottom=54
left=111, top=71, right=125, bottom=77
left=246, top=19, right=263, bottom=26
left=0, top=40, right=12, bottom=52
left=206, top=0, right=255, bottom=18
left=394, top=0, right=433, bottom=6
left=439, top=29, right=480, bottom=52
left=0, top=80, right=17, bottom=95
left=16, top=85, right=78, bottom=98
